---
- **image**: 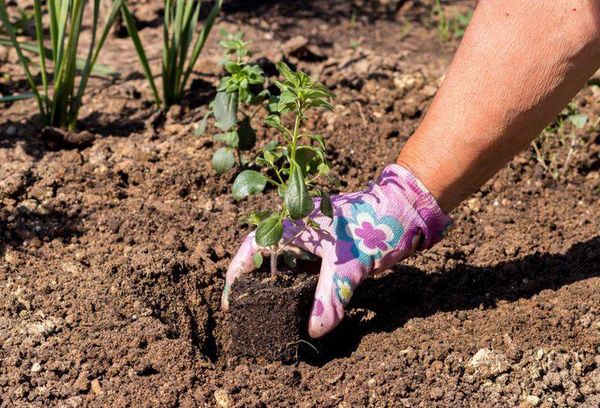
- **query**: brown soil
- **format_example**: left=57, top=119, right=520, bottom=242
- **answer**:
left=1, top=0, right=600, bottom=407
left=227, top=267, right=318, bottom=363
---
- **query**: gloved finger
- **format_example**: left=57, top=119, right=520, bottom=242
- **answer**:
left=308, top=254, right=366, bottom=338
left=221, top=232, right=263, bottom=311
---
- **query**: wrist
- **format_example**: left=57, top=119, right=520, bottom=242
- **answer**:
left=395, top=151, right=460, bottom=214
left=379, top=163, right=453, bottom=249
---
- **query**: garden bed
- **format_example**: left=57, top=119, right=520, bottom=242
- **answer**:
left=1, top=0, right=600, bottom=406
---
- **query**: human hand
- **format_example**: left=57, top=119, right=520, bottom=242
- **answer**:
left=222, top=164, right=452, bottom=338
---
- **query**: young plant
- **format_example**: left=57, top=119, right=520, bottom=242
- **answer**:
left=0, top=0, right=123, bottom=130
left=196, top=31, right=267, bottom=174
left=232, top=62, right=335, bottom=276
left=531, top=102, right=591, bottom=180
left=121, top=0, right=222, bottom=107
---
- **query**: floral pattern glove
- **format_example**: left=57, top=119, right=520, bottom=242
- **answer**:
left=222, top=164, right=452, bottom=338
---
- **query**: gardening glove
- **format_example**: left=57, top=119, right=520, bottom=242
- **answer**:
left=222, top=164, right=452, bottom=338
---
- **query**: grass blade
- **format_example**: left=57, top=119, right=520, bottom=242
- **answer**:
left=71, top=0, right=124, bottom=127
left=175, top=0, right=200, bottom=98
left=0, top=0, right=46, bottom=116
left=48, top=0, right=59, bottom=57
left=121, top=2, right=161, bottom=105
left=53, top=0, right=83, bottom=127
left=180, top=0, right=222, bottom=96
left=0, top=92, right=36, bottom=103
left=161, top=0, right=171, bottom=104
left=54, top=0, right=70, bottom=72
left=70, top=0, right=101, bottom=127
left=0, top=37, right=118, bottom=78
left=32, top=0, right=48, bottom=97
left=164, top=0, right=183, bottom=104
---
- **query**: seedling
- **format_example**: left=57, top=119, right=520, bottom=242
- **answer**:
left=121, top=0, right=222, bottom=107
left=531, top=102, right=591, bottom=180
left=196, top=31, right=267, bottom=174
left=232, top=62, right=335, bottom=276
left=0, top=0, right=123, bottom=129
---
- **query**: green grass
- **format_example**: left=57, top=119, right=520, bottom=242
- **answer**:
left=121, top=0, right=222, bottom=107
left=0, top=0, right=123, bottom=130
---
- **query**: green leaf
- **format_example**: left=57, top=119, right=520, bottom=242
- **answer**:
left=237, top=116, right=256, bottom=151
left=320, top=191, right=333, bottom=218
left=223, top=60, right=241, bottom=74
left=252, top=252, right=263, bottom=269
left=232, top=170, right=268, bottom=200
left=317, top=162, right=331, bottom=175
left=0, top=38, right=118, bottom=78
left=283, top=251, right=297, bottom=268
left=285, top=166, right=314, bottom=220
left=296, top=146, right=317, bottom=175
left=297, top=248, right=319, bottom=262
left=310, top=134, right=326, bottom=150
left=217, top=76, right=231, bottom=91
left=263, top=150, right=277, bottom=165
left=0, top=92, right=35, bottom=102
left=267, top=95, right=282, bottom=113
left=121, top=3, right=161, bottom=105
left=569, top=114, right=588, bottom=129
left=214, top=131, right=239, bottom=147
left=212, top=147, right=235, bottom=174
left=276, top=61, right=297, bottom=85
left=311, top=83, right=336, bottom=99
left=265, top=114, right=287, bottom=134
left=278, top=183, right=287, bottom=198
left=244, top=210, right=273, bottom=226
left=278, top=90, right=296, bottom=111
left=243, top=64, right=264, bottom=84
left=306, top=98, right=334, bottom=111
left=255, top=215, right=283, bottom=247
left=264, top=140, right=279, bottom=151
left=213, top=90, right=238, bottom=131
left=194, top=110, right=211, bottom=136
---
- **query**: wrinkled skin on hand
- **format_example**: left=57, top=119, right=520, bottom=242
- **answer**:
left=222, top=164, right=452, bottom=338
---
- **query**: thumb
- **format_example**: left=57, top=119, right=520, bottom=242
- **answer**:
left=308, top=254, right=365, bottom=338
left=221, top=232, right=261, bottom=311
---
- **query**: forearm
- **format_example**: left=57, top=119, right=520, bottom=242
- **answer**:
left=397, top=0, right=600, bottom=213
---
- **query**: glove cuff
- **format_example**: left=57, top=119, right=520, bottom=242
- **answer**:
left=379, top=163, right=453, bottom=249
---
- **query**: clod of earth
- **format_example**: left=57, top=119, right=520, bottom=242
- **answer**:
left=467, top=348, right=511, bottom=379
left=226, top=267, right=318, bottom=362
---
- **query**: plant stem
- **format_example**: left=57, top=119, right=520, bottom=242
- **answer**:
left=270, top=244, right=278, bottom=277
left=289, top=103, right=302, bottom=173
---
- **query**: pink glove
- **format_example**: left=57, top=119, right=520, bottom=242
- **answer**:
left=222, top=164, right=452, bottom=338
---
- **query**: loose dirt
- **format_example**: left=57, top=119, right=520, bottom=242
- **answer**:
left=1, top=0, right=600, bottom=407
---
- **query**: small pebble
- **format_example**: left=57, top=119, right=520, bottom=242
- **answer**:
left=214, top=389, right=231, bottom=408
left=526, top=395, right=540, bottom=407
left=91, top=379, right=102, bottom=395
left=429, top=387, right=444, bottom=400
